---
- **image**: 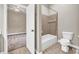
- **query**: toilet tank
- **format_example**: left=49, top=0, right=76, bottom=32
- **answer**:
left=62, top=32, right=74, bottom=40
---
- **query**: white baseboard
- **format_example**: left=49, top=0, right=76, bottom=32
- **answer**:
left=76, top=50, right=79, bottom=54
left=0, top=52, right=5, bottom=54
left=36, top=50, right=43, bottom=54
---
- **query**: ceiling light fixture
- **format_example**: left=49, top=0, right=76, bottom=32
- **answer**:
left=14, top=6, right=20, bottom=12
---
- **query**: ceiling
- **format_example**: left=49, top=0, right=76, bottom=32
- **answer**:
left=8, top=4, right=28, bottom=13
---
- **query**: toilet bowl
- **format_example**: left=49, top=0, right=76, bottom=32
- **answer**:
left=59, top=32, right=74, bottom=52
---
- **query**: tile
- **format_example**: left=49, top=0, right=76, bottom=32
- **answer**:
left=9, top=47, right=30, bottom=54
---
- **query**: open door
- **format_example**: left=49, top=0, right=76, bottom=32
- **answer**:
left=1, top=4, right=8, bottom=53
left=26, top=4, right=35, bottom=54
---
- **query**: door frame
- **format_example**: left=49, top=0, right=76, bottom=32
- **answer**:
left=36, top=5, right=42, bottom=53
left=3, top=4, right=8, bottom=54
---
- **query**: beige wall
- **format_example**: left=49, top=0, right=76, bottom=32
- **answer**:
left=41, top=5, right=57, bottom=36
left=0, top=5, right=3, bottom=34
left=0, top=5, right=4, bottom=52
left=7, top=9, right=26, bottom=34
left=42, top=15, right=49, bottom=35
left=0, top=35, right=4, bottom=52
left=51, top=4, right=79, bottom=45
left=42, top=15, right=57, bottom=35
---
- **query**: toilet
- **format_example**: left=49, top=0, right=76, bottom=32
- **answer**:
left=58, top=32, right=74, bottom=52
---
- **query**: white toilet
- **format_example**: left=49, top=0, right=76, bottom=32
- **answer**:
left=59, top=32, right=74, bottom=52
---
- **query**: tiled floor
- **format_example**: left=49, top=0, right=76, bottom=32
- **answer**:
left=43, top=43, right=76, bottom=54
left=9, top=43, right=76, bottom=54
left=9, top=47, right=30, bottom=54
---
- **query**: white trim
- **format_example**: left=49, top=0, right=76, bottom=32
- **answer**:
left=26, top=4, right=35, bottom=54
left=69, top=44, right=79, bottom=49
left=68, top=44, right=79, bottom=54
left=3, top=4, right=8, bottom=54
left=36, top=50, right=43, bottom=54
left=36, top=5, right=42, bottom=54
left=76, top=50, right=79, bottom=54
left=7, top=32, right=26, bottom=35
left=0, top=52, right=5, bottom=54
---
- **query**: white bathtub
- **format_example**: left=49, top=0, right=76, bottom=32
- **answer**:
left=41, top=34, right=57, bottom=51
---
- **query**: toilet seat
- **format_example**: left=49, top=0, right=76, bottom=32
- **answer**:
left=59, top=38, right=70, bottom=46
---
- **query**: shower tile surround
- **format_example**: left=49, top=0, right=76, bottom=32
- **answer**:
left=8, top=33, right=31, bottom=54
left=7, top=7, right=26, bottom=34
left=8, top=33, right=26, bottom=51
left=42, top=14, right=57, bottom=35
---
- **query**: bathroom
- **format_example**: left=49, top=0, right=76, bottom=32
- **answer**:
left=0, top=4, right=36, bottom=54
left=0, top=4, right=79, bottom=54
left=36, top=4, right=79, bottom=54
left=0, top=4, right=31, bottom=54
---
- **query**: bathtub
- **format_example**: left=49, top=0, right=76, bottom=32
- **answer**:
left=41, top=34, right=57, bottom=51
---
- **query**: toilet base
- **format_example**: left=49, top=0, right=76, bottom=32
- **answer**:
left=61, top=45, right=69, bottom=53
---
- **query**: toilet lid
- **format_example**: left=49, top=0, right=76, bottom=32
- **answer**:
left=60, top=38, right=70, bottom=42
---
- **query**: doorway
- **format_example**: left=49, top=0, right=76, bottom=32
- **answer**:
left=7, top=4, right=30, bottom=54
